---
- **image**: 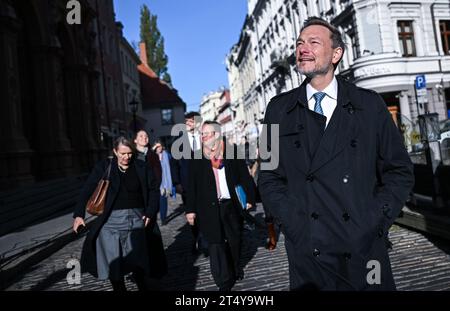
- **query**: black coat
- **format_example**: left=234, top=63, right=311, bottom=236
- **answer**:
left=73, top=157, right=167, bottom=278
left=185, top=143, right=256, bottom=244
left=258, top=76, right=414, bottom=290
left=171, top=132, right=202, bottom=197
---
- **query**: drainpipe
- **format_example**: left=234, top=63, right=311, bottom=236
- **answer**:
left=95, top=0, right=112, bottom=142
left=253, top=15, right=267, bottom=120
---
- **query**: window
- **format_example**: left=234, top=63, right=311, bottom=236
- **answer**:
left=161, top=108, right=174, bottom=125
left=397, top=21, right=416, bottom=57
left=445, top=87, right=450, bottom=118
left=349, top=32, right=360, bottom=59
left=344, top=16, right=359, bottom=60
left=440, top=20, right=450, bottom=55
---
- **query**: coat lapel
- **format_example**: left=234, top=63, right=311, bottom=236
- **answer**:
left=280, top=85, right=311, bottom=175
left=309, top=78, right=362, bottom=174
left=134, top=160, right=148, bottom=206
left=106, top=158, right=120, bottom=212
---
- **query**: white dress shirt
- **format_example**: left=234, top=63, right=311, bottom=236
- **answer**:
left=188, top=133, right=201, bottom=151
left=306, top=76, right=338, bottom=128
left=217, top=167, right=231, bottom=199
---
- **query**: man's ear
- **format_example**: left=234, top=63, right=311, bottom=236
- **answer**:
left=332, top=47, right=343, bottom=65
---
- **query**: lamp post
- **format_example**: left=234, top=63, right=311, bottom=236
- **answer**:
left=129, top=97, right=138, bottom=134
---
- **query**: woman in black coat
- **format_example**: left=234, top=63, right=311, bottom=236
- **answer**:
left=72, top=136, right=163, bottom=291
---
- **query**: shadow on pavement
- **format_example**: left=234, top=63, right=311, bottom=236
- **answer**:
left=160, top=220, right=201, bottom=290
left=238, top=212, right=271, bottom=276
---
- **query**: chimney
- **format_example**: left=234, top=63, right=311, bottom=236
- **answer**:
left=139, top=42, right=148, bottom=67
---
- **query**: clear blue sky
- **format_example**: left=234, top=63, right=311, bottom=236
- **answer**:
left=113, top=0, right=247, bottom=112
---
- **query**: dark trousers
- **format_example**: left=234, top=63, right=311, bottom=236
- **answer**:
left=159, top=195, right=168, bottom=222
left=208, top=200, right=242, bottom=290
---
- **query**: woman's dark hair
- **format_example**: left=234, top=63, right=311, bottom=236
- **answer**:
left=113, top=136, right=135, bottom=152
left=134, top=129, right=148, bottom=140
left=153, top=139, right=165, bottom=147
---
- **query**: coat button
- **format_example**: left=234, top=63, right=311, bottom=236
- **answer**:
left=343, top=252, right=352, bottom=260
left=311, top=212, right=319, bottom=220
left=212, top=202, right=216, bottom=206
left=294, top=140, right=301, bottom=148
left=350, top=139, right=357, bottom=147
left=306, top=174, right=315, bottom=182
left=342, top=212, right=350, bottom=222
left=342, top=175, right=349, bottom=183
left=313, top=249, right=320, bottom=257
left=298, top=124, right=305, bottom=130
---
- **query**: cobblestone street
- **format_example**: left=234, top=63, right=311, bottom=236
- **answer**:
left=6, top=197, right=450, bottom=291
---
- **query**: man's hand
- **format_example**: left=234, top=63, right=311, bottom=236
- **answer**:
left=185, top=213, right=196, bottom=226
left=73, top=217, right=86, bottom=233
left=142, top=216, right=150, bottom=227
left=246, top=203, right=253, bottom=210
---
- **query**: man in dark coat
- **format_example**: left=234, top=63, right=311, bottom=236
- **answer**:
left=172, top=111, right=207, bottom=253
left=258, top=17, right=414, bottom=290
left=185, top=121, right=256, bottom=291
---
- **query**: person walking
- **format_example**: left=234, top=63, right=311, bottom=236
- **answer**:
left=258, top=17, right=414, bottom=290
left=153, top=140, right=173, bottom=226
left=185, top=121, right=256, bottom=291
left=72, top=136, right=163, bottom=291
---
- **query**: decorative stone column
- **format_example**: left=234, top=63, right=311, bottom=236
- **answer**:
left=0, top=0, right=34, bottom=188
left=30, top=37, right=74, bottom=179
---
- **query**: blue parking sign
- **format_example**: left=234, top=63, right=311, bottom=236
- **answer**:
left=415, top=75, right=426, bottom=89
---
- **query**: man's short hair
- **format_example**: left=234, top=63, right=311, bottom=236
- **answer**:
left=301, top=16, right=346, bottom=56
left=202, top=120, right=221, bottom=135
left=184, top=111, right=201, bottom=120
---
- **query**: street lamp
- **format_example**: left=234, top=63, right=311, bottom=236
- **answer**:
left=129, top=97, right=138, bottom=134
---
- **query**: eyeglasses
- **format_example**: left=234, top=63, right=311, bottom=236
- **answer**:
left=201, top=131, right=215, bottom=137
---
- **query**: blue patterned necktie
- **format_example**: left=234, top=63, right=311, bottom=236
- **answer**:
left=313, top=92, right=326, bottom=115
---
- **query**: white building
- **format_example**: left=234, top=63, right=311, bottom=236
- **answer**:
left=331, top=0, right=450, bottom=148
left=227, top=0, right=450, bottom=149
left=227, top=0, right=308, bottom=140
left=200, top=90, right=223, bottom=122
left=117, top=22, right=145, bottom=138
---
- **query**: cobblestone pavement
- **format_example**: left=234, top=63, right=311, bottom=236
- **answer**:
left=6, top=196, right=450, bottom=291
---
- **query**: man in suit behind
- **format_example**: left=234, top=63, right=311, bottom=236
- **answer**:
left=185, top=121, right=256, bottom=291
left=171, top=111, right=206, bottom=253
left=258, top=17, right=414, bottom=290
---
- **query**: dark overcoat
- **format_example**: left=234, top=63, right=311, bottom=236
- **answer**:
left=185, top=143, right=256, bottom=244
left=170, top=133, right=195, bottom=199
left=73, top=157, right=167, bottom=279
left=258, top=76, right=414, bottom=290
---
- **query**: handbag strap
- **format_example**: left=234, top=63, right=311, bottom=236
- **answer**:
left=102, top=157, right=113, bottom=180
